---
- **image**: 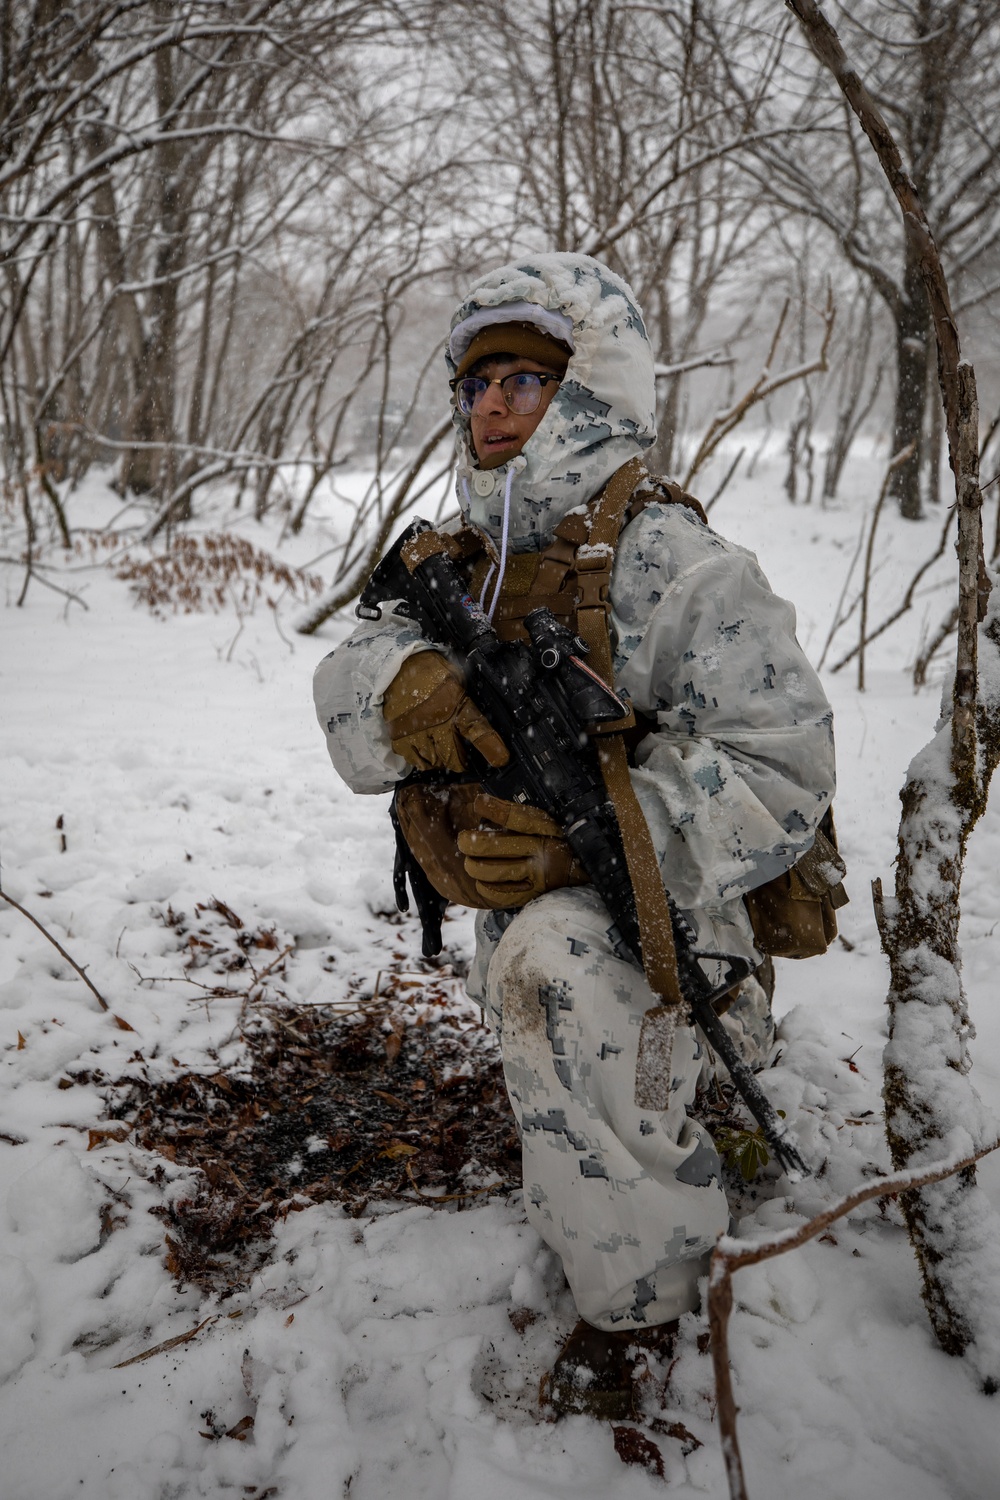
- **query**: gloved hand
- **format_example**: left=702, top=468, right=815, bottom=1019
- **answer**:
left=382, top=651, right=508, bottom=773
left=457, top=793, right=590, bottom=908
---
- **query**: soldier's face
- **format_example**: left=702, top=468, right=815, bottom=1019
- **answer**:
left=466, top=356, right=562, bottom=469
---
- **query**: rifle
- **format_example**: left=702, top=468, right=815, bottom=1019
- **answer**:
left=358, top=519, right=810, bottom=1179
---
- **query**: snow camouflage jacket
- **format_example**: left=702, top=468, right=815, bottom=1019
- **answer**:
left=313, top=253, right=836, bottom=966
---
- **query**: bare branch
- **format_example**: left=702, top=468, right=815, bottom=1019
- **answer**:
left=710, top=1135, right=1000, bottom=1500
left=681, top=288, right=835, bottom=489
left=294, top=414, right=453, bottom=635
left=0, top=886, right=109, bottom=1011
left=857, top=442, right=915, bottom=690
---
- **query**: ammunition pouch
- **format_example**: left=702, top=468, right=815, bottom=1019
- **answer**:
left=743, top=812, right=848, bottom=960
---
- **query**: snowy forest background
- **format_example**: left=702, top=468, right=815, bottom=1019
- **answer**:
left=4, top=2, right=1000, bottom=1497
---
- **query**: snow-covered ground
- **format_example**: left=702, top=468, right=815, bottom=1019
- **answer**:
left=2, top=448, right=1000, bottom=1499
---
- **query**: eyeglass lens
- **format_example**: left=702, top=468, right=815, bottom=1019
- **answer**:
left=457, top=371, right=546, bottom=416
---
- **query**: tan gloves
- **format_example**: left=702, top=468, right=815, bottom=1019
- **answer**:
left=382, top=651, right=508, bottom=773
left=384, top=657, right=586, bottom=908
left=458, top=793, right=589, bottom=908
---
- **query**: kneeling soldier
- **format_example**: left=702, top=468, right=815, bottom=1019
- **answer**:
left=314, top=253, right=837, bottom=1417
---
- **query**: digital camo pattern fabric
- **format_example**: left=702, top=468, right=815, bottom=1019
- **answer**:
left=611, top=497, right=836, bottom=962
left=467, top=887, right=731, bottom=1330
left=447, top=254, right=657, bottom=552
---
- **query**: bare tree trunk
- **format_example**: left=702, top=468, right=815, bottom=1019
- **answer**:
left=926, top=337, right=944, bottom=506
left=889, top=240, right=930, bottom=519
left=786, top=0, right=1000, bottom=1387
left=822, top=293, right=874, bottom=502
left=123, top=13, right=182, bottom=498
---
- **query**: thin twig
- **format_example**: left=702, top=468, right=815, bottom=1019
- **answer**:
left=268, top=595, right=295, bottom=654
left=682, top=290, right=835, bottom=489
left=830, top=501, right=955, bottom=673
left=16, top=482, right=34, bottom=608
left=912, top=603, right=961, bottom=688
left=113, top=1315, right=218, bottom=1369
left=709, top=1136, right=1000, bottom=1500
left=817, top=504, right=867, bottom=671
left=654, top=350, right=735, bottom=379
left=2, top=556, right=90, bottom=611
left=0, top=886, right=109, bottom=1010
left=704, top=447, right=745, bottom=515
left=294, top=414, right=453, bottom=635
left=404, top=1159, right=510, bottom=1204
left=858, top=442, right=916, bottom=690
left=129, top=944, right=292, bottom=1003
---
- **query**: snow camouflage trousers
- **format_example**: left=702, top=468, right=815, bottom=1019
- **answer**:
left=467, top=886, right=775, bottom=1331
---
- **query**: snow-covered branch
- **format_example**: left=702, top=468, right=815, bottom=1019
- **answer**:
left=709, top=1135, right=1000, bottom=1500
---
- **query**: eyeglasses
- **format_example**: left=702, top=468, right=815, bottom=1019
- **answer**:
left=449, top=370, right=562, bottom=416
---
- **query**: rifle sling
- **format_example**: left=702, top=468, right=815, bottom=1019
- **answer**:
left=574, top=456, right=685, bottom=1012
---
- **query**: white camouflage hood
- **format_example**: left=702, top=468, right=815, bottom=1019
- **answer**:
left=447, top=253, right=656, bottom=552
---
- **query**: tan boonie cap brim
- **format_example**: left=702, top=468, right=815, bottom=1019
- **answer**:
left=454, top=321, right=572, bottom=380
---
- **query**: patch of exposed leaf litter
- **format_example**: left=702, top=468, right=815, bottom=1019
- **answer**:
left=93, top=892, right=873, bottom=1322
left=106, top=936, right=521, bottom=1293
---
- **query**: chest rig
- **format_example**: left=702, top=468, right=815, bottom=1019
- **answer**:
left=458, top=474, right=707, bottom=650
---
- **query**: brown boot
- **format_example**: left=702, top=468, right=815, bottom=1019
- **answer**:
left=543, top=1317, right=679, bottom=1420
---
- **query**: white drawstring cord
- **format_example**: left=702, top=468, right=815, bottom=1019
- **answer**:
left=478, top=562, right=496, bottom=612
left=485, top=463, right=515, bottom=623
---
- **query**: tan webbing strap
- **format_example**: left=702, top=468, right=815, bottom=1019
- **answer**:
left=586, top=456, right=647, bottom=553
left=573, top=458, right=641, bottom=683
left=594, top=740, right=683, bottom=1010
left=574, top=457, right=686, bottom=1110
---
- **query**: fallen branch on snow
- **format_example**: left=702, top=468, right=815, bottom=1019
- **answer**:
left=0, top=885, right=110, bottom=1012
left=113, top=1315, right=218, bottom=1369
left=709, top=1136, right=1000, bottom=1500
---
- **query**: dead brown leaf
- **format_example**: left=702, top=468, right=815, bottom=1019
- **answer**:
left=381, top=1140, right=418, bottom=1160
left=648, top=1417, right=703, bottom=1454
left=88, top=1126, right=130, bottom=1151
left=372, top=1090, right=408, bottom=1110
left=612, top=1427, right=664, bottom=1477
